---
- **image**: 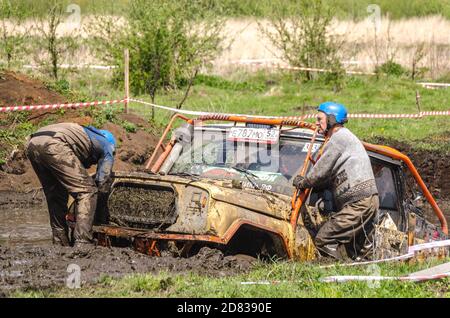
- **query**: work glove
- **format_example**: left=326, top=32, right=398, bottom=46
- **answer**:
left=293, top=175, right=309, bottom=190
left=96, top=173, right=114, bottom=194
left=94, top=176, right=113, bottom=225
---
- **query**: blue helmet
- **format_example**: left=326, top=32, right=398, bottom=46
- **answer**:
left=99, top=129, right=116, bottom=147
left=318, top=102, right=348, bottom=125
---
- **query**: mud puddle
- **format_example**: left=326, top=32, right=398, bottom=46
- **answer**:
left=0, top=190, right=51, bottom=246
left=0, top=206, right=51, bottom=246
left=0, top=191, right=255, bottom=296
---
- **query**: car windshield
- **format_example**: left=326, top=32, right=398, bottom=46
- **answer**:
left=170, top=128, right=321, bottom=195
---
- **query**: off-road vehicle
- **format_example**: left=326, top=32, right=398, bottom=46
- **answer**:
left=90, top=114, right=448, bottom=261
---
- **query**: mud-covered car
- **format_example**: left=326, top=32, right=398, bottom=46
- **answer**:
left=92, top=114, right=448, bottom=261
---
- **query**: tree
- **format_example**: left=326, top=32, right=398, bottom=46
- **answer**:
left=34, top=0, right=79, bottom=80
left=0, top=0, right=29, bottom=68
left=90, top=0, right=224, bottom=116
left=260, top=0, right=344, bottom=84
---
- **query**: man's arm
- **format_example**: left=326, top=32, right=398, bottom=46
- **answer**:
left=96, top=144, right=115, bottom=190
left=302, top=140, right=342, bottom=188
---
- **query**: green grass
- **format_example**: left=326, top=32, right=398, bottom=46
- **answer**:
left=12, top=257, right=450, bottom=298
left=1, top=68, right=448, bottom=165
left=10, top=0, right=450, bottom=20
left=127, top=71, right=450, bottom=153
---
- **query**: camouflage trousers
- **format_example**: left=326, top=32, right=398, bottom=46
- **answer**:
left=314, top=194, right=379, bottom=259
left=26, top=135, right=97, bottom=246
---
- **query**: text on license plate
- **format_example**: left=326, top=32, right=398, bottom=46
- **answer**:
left=227, top=127, right=280, bottom=144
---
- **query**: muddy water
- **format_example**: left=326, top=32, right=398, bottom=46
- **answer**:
left=0, top=206, right=51, bottom=246
left=0, top=190, right=51, bottom=246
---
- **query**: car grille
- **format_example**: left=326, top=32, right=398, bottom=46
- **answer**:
left=108, top=182, right=177, bottom=229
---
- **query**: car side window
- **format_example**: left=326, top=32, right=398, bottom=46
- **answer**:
left=372, top=163, right=398, bottom=210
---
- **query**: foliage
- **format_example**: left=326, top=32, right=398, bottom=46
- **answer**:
left=194, top=74, right=266, bottom=92
left=9, top=0, right=450, bottom=20
left=13, top=257, right=450, bottom=298
left=260, top=0, right=346, bottom=89
left=90, top=105, right=118, bottom=128
left=121, top=120, right=136, bottom=133
left=44, top=78, right=89, bottom=102
left=89, top=0, right=224, bottom=115
left=375, top=61, right=407, bottom=77
left=0, top=0, right=29, bottom=68
left=127, top=71, right=450, bottom=153
left=33, top=0, right=80, bottom=80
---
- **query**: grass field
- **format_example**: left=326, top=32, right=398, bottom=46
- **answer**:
left=14, top=257, right=450, bottom=298
left=121, top=71, right=450, bottom=152
left=9, top=0, right=450, bottom=20
left=53, top=68, right=450, bottom=153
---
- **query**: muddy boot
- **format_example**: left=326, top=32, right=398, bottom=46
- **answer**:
left=353, top=239, right=374, bottom=261
left=52, top=228, right=70, bottom=247
left=317, top=243, right=350, bottom=261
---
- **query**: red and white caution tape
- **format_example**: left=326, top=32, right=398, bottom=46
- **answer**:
left=320, top=273, right=450, bottom=283
left=278, top=65, right=377, bottom=76
left=409, top=239, right=450, bottom=253
left=0, top=98, right=127, bottom=113
left=130, top=99, right=450, bottom=120
left=319, top=241, right=450, bottom=283
left=23, top=64, right=118, bottom=70
left=1, top=97, right=449, bottom=121
left=320, top=239, right=450, bottom=269
left=418, top=82, right=450, bottom=89
left=220, top=59, right=377, bottom=76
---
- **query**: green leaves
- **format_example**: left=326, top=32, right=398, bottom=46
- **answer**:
left=90, top=0, right=224, bottom=111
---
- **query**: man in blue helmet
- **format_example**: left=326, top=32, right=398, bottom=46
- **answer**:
left=293, top=102, right=379, bottom=260
left=25, top=123, right=116, bottom=248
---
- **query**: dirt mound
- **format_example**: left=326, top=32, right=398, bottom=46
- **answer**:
left=0, top=71, right=66, bottom=107
left=0, top=245, right=255, bottom=295
left=371, top=137, right=450, bottom=200
left=0, top=112, right=159, bottom=192
left=0, top=71, right=160, bottom=192
left=370, top=137, right=450, bottom=226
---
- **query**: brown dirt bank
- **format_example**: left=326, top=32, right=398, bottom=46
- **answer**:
left=0, top=71, right=160, bottom=192
left=370, top=137, right=450, bottom=200
left=0, top=71, right=66, bottom=107
left=370, top=137, right=450, bottom=226
left=0, top=113, right=159, bottom=192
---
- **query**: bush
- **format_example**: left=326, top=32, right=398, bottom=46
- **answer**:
left=0, top=0, right=29, bottom=68
left=91, top=106, right=118, bottom=128
left=121, top=121, right=136, bottom=133
left=437, top=71, right=450, bottom=83
left=33, top=1, right=80, bottom=80
left=375, top=61, right=407, bottom=77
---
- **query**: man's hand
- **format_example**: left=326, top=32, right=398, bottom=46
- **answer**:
left=293, top=175, right=309, bottom=190
left=96, top=175, right=113, bottom=194
left=94, top=176, right=113, bottom=225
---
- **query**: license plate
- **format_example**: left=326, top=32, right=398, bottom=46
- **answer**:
left=227, top=127, right=280, bottom=144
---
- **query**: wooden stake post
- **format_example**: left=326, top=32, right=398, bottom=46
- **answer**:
left=124, top=48, right=130, bottom=114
